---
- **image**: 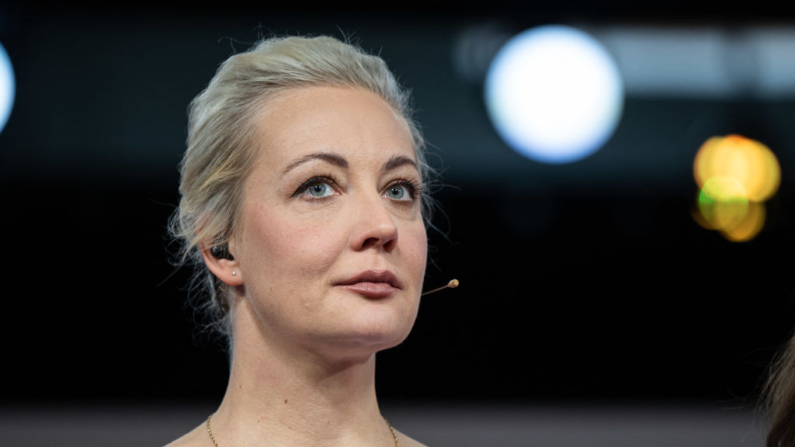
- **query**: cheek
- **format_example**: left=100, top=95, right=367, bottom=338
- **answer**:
left=403, top=224, right=428, bottom=279
left=239, top=205, right=344, bottom=317
left=249, top=210, right=343, bottom=277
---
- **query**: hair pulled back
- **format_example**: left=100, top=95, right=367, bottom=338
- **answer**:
left=169, top=35, right=431, bottom=350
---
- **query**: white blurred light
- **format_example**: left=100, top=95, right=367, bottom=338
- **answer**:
left=0, top=42, right=14, bottom=135
left=485, top=25, right=624, bottom=164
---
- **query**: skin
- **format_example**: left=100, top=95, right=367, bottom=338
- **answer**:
left=167, top=86, right=428, bottom=447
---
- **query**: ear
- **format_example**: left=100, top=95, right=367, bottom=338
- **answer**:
left=200, top=240, right=244, bottom=286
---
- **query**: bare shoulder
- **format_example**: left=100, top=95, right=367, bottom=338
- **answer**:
left=164, top=423, right=209, bottom=447
left=395, top=428, right=428, bottom=447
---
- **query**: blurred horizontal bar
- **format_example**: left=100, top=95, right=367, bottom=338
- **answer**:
left=0, top=402, right=767, bottom=447
left=590, top=26, right=795, bottom=100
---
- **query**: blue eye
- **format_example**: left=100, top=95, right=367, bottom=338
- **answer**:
left=307, top=183, right=331, bottom=197
left=293, top=176, right=338, bottom=199
left=387, top=185, right=406, bottom=199
left=306, top=181, right=333, bottom=198
left=385, top=182, right=417, bottom=201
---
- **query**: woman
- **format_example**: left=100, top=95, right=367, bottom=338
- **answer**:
left=764, top=331, right=795, bottom=446
left=167, top=35, right=433, bottom=447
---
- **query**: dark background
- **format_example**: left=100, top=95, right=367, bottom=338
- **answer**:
left=2, top=2, right=795, bottom=410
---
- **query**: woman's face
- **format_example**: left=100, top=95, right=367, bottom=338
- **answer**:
left=230, top=86, right=427, bottom=359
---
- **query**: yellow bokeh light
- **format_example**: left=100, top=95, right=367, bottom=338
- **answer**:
left=693, top=134, right=780, bottom=202
left=721, top=201, right=766, bottom=242
left=691, top=202, right=715, bottom=230
left=698, top=177, right=749, bottom=231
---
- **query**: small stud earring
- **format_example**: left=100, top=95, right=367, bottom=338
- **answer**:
left=232, top=271, right=237, bottom=276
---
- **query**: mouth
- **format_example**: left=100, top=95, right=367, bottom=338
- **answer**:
left=334, top=270, right=402, bottom=298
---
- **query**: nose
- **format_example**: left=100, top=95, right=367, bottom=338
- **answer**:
left=350, top=193, right=398, bottom=253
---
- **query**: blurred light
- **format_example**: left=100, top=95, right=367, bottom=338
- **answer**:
left=692, top=134, right=779, bottom=242
left=592, top=26, right=795, bottom=99
left=484, top=25, right=624, bottom=164
left=722, top=201, right=766, bottom=242
left=0, top=42, right=14, bottom=134
left=697, top=177, right=749, bottom=231
left=694, top=135, right=780, bottom=202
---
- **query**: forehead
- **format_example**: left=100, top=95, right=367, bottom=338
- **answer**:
left=251, top=86, right=416, bottom=169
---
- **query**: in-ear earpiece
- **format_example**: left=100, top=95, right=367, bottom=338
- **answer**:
left=211, top=245, right=235, bottom=261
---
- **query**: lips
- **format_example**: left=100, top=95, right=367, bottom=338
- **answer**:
left=334, top=270, right=402, bottom=298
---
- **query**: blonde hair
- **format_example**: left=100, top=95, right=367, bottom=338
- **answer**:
left=169, top=35, right=432, bottom=348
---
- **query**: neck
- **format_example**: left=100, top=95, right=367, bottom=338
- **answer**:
left=210, top=299, right=394, bottom=447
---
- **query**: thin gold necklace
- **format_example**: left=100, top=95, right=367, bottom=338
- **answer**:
left=206, top=413, right=400, bottom=447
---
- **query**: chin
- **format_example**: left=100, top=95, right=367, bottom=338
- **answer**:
left=320, top=315, right=416, bottom=359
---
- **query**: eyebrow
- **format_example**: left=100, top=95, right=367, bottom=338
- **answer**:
left=282, top=152, right=348, bottom=175
left=282, top=152, right=419, bottom=175
left=382, top=155, right=418, bottom=172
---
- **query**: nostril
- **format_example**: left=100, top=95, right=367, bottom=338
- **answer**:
left=354, top=212, right=399, bottom=251
left=360, top=235, right=397, bottom=252
left=362, top=237, right=379, bottom=249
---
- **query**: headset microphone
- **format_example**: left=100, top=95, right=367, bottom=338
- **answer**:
left=421, top=279, right=460, bottom=296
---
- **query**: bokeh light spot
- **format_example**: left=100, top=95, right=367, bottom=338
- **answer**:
left=0, top=42, right=14, bottom=134
left=694, top=134, right=780, bottom=202
left=484, top=25, right=624, bottom=164
left=721, top=201, right=766, bottom=242
left=698, top=177, right=749, bottom=231
left=692, top=134, right=779, bottom=242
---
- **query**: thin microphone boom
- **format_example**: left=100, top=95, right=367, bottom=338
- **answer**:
left=421, top=279, right=459, bottom=296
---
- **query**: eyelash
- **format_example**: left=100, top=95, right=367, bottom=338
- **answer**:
left=291, top=175, right=423, bottom=201
left=388, top=177, right=423, bottom=200
left=292, top=174, right=340, bottom=198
